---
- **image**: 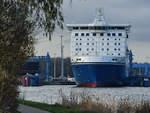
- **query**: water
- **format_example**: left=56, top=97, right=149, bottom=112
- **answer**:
left=19, top=85, right=150, bottom=104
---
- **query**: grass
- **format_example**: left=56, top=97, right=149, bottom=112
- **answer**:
left=19, top=100, right=97, bottom=113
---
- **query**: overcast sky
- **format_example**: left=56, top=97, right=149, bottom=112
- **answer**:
left=35, top=0, right=150, bottom=63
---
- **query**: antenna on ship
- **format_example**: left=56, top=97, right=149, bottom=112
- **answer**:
left=93, top=8, right=106, bottom=25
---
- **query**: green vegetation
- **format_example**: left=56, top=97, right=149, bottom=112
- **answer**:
left=0, top=1, right=34, bottom=112
left=0, top=0, right=63, bottom=112
left=19, top=98, right=150, bottom=113
left=57, top=89, right=150, bottom=113
left=19, top=100, right=96, bottom=113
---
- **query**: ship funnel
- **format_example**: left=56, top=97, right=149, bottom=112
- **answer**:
left=93, top=8, right=106, bottom=25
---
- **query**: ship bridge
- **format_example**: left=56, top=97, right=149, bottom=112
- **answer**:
left=67, top=8, right=131, bottom=65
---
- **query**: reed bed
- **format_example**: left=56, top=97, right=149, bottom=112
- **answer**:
left=58, top=89, right=150, bottom=113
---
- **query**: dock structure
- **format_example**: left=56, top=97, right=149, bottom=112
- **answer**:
left=20, top=53, right=50, bottom=86
left=129, top=63, right=150, bottom=87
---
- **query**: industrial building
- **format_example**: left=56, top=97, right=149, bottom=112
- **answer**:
left=20, top=53, right=50, bottom=86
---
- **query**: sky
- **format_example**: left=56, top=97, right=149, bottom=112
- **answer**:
left=35, top=0, right=150, bottom=63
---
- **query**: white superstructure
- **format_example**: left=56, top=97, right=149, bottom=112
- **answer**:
left=67, top=9, right=131, bottom=63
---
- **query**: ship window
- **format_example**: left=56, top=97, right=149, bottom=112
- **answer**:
left=118, top=48, right=120, bottom=51
left=107, top=38, right=109, bottom=41
left=79, top=48, right=81, bottom=51
left=114, top=48, right=117, bottom=51
left=114, top=43, right=117, bottom=45
left=102, top=38, right=104, bottom=41
left=118, top=33, right=122, bottom=36
left=107, top=43, right=109, bottom=45
left=87, top=48, right=89, bottom=51
left=89, top=27, right=93, bottom=30
left=118, top=43, right=120, bottom=45
left=107, top=48, right=109, bottom=51
left=92, top=48, right=94, bottom=51
left=112, top=53, right=114, bottom=55
left=118, top=53, right=120, bottom=56
left=80, top=43, right=82, bottom=45
left=110, top=27, right=115, bottom=30
left=73, top=27, right=79, bottom=30
left=86, top=33, right=89, bottom=36
left=76, top=43, right=78, bottom=45
left=102, top=43, right=104, bottom=45
left=92, top=43, right=94, bottom=45
left=93, top=33, right=96, bottom=36
left=87, top=38, right=89, bottom=40
left=87, top=43, right=89, bottom=45
left=102, top=48, right=104, bottom=51
left=100, top=33, right=104, bottom=36
left=87, top=53, right=89, bottom=55
left=115, top=38, right=117, bottom=40
left=119, top=38, right=120, bottom=41
left=113, top=59, right=117, bottom=61
left=117, top=27, right=125, bottom=30
left=80, top=38, right=82, bottom=40
left=94, top=27, right=100, bottom=30
left=80, top=27, right=88, bottom=30
left=112, top=58, right=117, bottom=61
left=75, top=33, right=78, bottom=36
left=76, top=38, right=78, bottom=40
left=107, top=33, right=111, bottom=36
left=76, top=48, right=78, bottom=51
left=81, top=33, right=84, bottom=36
left=112, top=33, right=116, bottom=36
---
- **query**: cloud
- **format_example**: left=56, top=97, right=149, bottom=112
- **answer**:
left=35, top=0, right=150, bottom=62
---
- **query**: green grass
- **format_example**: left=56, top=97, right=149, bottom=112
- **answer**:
left=19, top=100, right=97, bottom=113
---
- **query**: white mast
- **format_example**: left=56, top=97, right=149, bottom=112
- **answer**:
left=93, top=8, right=106, bottom=25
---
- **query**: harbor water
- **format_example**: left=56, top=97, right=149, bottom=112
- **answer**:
left=19, top=85, right=150, bottom=104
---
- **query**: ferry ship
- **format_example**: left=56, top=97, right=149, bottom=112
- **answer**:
left=67, top=9, right=131, bottom=87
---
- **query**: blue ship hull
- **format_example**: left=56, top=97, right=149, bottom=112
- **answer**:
left=72, top=62, right=127, bottom=87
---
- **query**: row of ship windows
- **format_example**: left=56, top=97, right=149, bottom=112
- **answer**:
left=74, top=58, right=120, bottom=62
left=74, top=53, right=122, bottom=56
left=75, top=38, right=121, bottom=41
left=73, top=26, right=125, bottom=30
left=74, top=32, right=122, bottom=37
left=75, top=42, right=121, bottom=46
left=75, top=48, right=121, bottom=51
